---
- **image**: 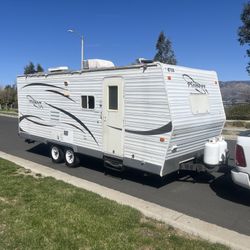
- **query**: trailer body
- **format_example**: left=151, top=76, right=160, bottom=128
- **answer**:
left=17, top=61, right=225, bottom=176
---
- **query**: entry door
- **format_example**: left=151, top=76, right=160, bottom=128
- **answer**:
left=103, top=77, right=124, bottom=157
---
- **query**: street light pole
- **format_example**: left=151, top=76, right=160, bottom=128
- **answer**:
left=68, top=29, right=84, bottom=70
left=81, top=35, right=84, bottom=70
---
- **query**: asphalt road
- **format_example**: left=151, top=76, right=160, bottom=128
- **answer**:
left=1, top=115, right=250, bottom=236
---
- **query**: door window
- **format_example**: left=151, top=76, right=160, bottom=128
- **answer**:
left=109, top=86, right=118, bottom=110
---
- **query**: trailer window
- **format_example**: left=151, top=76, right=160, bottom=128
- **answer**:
left=81, top=96, right=87, bottom=108
left=88, top=96, right=95, bottom=109
left=81, top=96, right=95, bottom=109
left=109, top=86, right=118, bottom=110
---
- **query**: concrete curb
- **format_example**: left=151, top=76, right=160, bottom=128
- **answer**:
left=0, top=151, right=249, bottom=250
left=0, top=113, right=18, bottom=118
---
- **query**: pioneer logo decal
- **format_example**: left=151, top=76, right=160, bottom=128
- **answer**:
left=183, top=74, right=208, bottom=94
left=26, top=95, right=43, bottom=109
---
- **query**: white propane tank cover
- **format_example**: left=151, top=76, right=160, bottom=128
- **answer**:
left=218, top=136, right=228, bottom=161
left=204, top=139, right=220, bottom=166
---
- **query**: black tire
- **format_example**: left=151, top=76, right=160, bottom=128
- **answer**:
left=50, top=145, right=64, bottom=163
left=64, top=148, right=79, bottom=167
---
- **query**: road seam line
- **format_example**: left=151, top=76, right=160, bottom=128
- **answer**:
left=0, top=150, right=249, bottom=250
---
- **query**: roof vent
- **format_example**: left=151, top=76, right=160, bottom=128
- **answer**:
left=48, top=66, right=69, bottom=73
left=83, top=59, right=114, bottom=69
left=136, top=58, right=154, bottom=64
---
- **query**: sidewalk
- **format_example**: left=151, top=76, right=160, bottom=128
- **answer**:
left=0, top=112, right=17, bottom=118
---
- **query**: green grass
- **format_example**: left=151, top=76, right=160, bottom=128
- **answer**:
left=0, top=158, right=228, bottom=250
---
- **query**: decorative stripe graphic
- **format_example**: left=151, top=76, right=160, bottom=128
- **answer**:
left=45, top=102, right=98, bottom=145
left=22, top=82, right=66, bottom=90
left=125, top=122, right=172, bottom=135
left=62, top=122, right=86, bottom=134
left=19, top=126, right=26, bottom=133
left=19, top=114, right=43, bottom=122
left=107, top=125, right=122, bottom=131
left=45, top=90, right=76, bottom=103
left=19, top=114, right=54, bottom=127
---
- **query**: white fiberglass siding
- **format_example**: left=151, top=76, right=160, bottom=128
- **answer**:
left=17, top=73, right=103, bottom=151
left=17, top=64, right=171, bottom=168
left=123, top=66, right=171, bottom=166
left=163, top=65, right=225, bottom=160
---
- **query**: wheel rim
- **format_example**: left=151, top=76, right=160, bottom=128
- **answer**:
left=65, top=150, right=74, bottom=164
left=51, top=146, right=59, bottom=160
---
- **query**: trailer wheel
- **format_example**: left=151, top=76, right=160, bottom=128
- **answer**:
left=64, top=148, right=79, bottom=167
left=50, top=145, right=64, bottom=163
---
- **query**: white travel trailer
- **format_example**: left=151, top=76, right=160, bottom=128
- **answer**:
left=17, top=60, right=227, bottom=176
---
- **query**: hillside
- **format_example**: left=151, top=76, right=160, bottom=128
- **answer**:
left=220, top=81, right=250, bottom=104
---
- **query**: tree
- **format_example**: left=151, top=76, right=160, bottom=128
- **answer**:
left=0, top=84, right=17, bottom=109
left=36, top=64, right=44, bottom=73
left=154, top=31, right=177, bottom=65
left=24, top=62, right=44, bottom=74
left=24, top=62, right=36, bottom=74
left=238, top=2, right=250, bottom=73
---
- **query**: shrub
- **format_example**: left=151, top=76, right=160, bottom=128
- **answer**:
left=225, top=104, right=250, bottom=120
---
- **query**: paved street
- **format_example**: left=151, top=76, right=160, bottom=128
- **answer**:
left=0, top=115, right=250, bottom=236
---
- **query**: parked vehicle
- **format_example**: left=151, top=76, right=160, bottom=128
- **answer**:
left=17, top=59, right=227, bottom=176
left=231, top=131, right=250, bottom=189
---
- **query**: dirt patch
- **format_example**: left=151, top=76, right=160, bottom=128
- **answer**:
left=0, top=223, right=6, bottom=235
left=15, top=168, right=43, bottom=179
left=139, top=216, right=203, bottom=241
left=0, top=196, right=16, bottom=205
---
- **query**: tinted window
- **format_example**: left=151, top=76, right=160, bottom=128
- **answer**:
left=81, top=95, right=95, bottom=109
left=88, top=96, right=95, bottom=109
left=81, top=96, right=87, bottom=108
left=109, top=86, right=118, bottom=110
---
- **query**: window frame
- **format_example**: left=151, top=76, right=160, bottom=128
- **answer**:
left=107, top=85, right=119, bottom=111
left=81, top=95, right=95, bottom=110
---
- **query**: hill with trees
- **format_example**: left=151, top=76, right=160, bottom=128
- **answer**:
left=220, top=80, right=250, bottom=104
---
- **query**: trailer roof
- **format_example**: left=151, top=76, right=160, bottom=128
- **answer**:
left=17, top=62, right=217, bottom=79
left=17, top=63, right=159, bottom=78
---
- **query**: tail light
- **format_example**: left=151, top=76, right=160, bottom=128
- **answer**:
left=235, top=144, right=246, bottom=167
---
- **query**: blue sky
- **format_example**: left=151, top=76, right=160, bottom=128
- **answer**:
left=0, top=0, right=249, bottom=86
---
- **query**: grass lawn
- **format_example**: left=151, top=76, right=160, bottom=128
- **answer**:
left=0, top=158, right=228, bottom=250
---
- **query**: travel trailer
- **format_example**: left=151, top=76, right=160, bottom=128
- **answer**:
left=17, top=59, right=227, bottom=176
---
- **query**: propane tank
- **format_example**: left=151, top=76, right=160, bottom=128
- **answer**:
left=217, top=136, right=228, bottom=162
left=204, top=138, right=220, bottom=166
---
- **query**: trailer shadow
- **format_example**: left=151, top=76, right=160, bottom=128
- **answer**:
left=27, top=143, right=50, bottom=157
left=208, top=162, right=250, bottom=206
left=26, top=143, right=237, bottom=191
left=25, top=143, right=177, bottom=188
left=25, top=144, right=206, bottom=188
left=210, top=172, right=250, bottom=206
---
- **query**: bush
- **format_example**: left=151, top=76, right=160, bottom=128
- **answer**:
left=225, top=104, right=250, bottom=120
